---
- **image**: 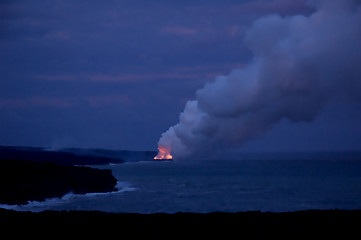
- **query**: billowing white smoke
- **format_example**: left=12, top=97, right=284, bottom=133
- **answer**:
left=157, top=0, right=361, bottom=159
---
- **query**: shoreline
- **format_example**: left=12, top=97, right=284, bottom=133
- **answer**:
left=0, top=159, right=118, bottom=205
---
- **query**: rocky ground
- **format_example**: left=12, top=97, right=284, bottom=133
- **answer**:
left=0, top=209, right=359, bottom=239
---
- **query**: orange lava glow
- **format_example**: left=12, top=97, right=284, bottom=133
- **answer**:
left=154, top=145, right=173, bottom=160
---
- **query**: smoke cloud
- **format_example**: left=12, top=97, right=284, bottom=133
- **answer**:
left=157, top=0, right=361, bottom=159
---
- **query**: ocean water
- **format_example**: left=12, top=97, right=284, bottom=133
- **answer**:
left=3, top=158, right=361, bottom=213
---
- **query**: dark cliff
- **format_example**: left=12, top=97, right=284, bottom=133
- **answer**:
left=0, top=160, right=118, bottom=205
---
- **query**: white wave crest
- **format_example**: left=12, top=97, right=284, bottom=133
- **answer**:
left=0, top=181, right=136, bottom=212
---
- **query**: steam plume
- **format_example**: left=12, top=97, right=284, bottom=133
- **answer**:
left=157, top=0, right=361, bottom=159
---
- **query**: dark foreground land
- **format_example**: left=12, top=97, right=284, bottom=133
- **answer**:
left=0, top=160, right=117, bottom=205
left=0, top=146, right=121, bottom=205
left=0, top=209, right=360, bottom=239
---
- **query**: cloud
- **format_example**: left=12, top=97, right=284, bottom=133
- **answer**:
left=85, top=94, right=131, bottom=108
left=155, top=0, right=361, bottom=159
left=0, top=97, right=72, bottom=109
left=242, top=0, right=310, bottom=15
left=32, top=67, right=232, bottom=83
left=0, top=0, right=349, bottom=151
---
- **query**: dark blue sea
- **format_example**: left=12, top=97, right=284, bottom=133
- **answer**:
left=3, top=155, right=361, bottom=213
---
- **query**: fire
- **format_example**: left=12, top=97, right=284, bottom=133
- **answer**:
left=154, top=145, right=173, bottom=160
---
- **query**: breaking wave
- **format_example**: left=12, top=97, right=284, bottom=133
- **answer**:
left=0, top=181, right=136, bottom=212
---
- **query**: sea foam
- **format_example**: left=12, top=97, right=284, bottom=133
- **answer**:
left=0, top=181, right=136, bottom=212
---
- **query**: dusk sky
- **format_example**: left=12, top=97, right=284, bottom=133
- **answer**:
left=1, top=0, right=361, bottom=152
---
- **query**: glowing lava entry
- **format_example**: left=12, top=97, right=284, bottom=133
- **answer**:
left=154, top=145, right=173, bottom=160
